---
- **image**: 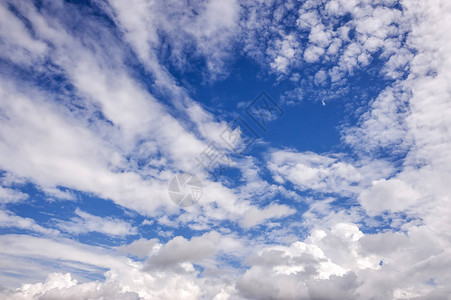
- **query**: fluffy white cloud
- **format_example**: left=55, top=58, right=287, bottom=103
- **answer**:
left=144, top=231, right=221, bottom=271
left=359, top=178, right=421, bottom=216
left=7, top=272, right=140, bottom=300
left=1, top=221, right=451, bottom=299
left=237, top=223, right=376, bottom=299
left=270, top=33, right=302, bottom=74
left=0, top=232, right=241, bottom=299
left=303, top=45, right=325, bottom=63
left=117, top=238, right=159, bottom=259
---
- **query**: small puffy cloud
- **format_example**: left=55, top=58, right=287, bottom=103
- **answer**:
left=303, top=45, right=325, bottom=63
left=240, top=203, right=295, bottom=229
left=309, top=25, right=332, bottom=48
left=269, top=34, right=301, bottom=74
left=297, top=10, right=321, bottom=29
left=314, top=69, right=328, bottom=86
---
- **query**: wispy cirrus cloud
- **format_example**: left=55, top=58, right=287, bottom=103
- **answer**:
left=54, top=208, right=138, bottom=237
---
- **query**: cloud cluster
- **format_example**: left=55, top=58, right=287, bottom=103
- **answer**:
left=0, top=0, right=292, bottom=231
left=3, top=220, right=450, bottom=299
left=0, top=0, right=451, bottom=299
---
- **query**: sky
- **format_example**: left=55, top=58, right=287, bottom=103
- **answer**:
left=0, top=0, right=450, bottom=299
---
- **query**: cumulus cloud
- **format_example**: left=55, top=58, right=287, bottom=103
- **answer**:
left=359, top=178, right=421, bottom=216
left=2, top=221, right=451, bottom=299
left=144, top=231, right=221, bottom=271
left=0, top=232, right=241, bottom=299
left=1, top=272, right=141, bottom=300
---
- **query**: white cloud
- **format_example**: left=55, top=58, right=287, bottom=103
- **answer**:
left=268, top=150, right=393, bottom=196
left=0, top=234, right=130, bottom=288
left=269, top=33, right=301, bottom=74
left=0, top=79, right=174, bottom=216
left=237, top=223, right=378, bottom=299
left=242, top=0, right=414, bottom=84
left=0, top=4, right=47, bottom=66
left=0, top=0, right=293, bottom=232
left=54, top=208, right=137, bottom=237
left=0, top=186, right=28, bottom=204
left=41, top=187, right=76, bottom=201
left=297, top=9, right=321, bottom=30
left=117, top=238, right=159, bottom=259
left=359, top=178, right=421, bottom=216
left=145, top=231, right=220, bottom=271
left=240, top=203, right=296, bottom=229
left=7, top=272, right=140, bottom=300
left=309, top=25, right=332, bottom=48
left=343, top=86, right=411, bottom=153
left=1, top=0, right=451, bottom=299
left=303, top=45, right=325, bottom=63
left=0, top=232, right=239, bottom=299
left=106, top=0, right=240, bottom=80
left=0, top=210, right=59, bottom=236
left=314, top=69, right=328, bottom=86
left=2, top=220, right=451, bottom=299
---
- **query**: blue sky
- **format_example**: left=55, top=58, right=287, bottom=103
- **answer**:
left=1, top=0, right=451, bottom=299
